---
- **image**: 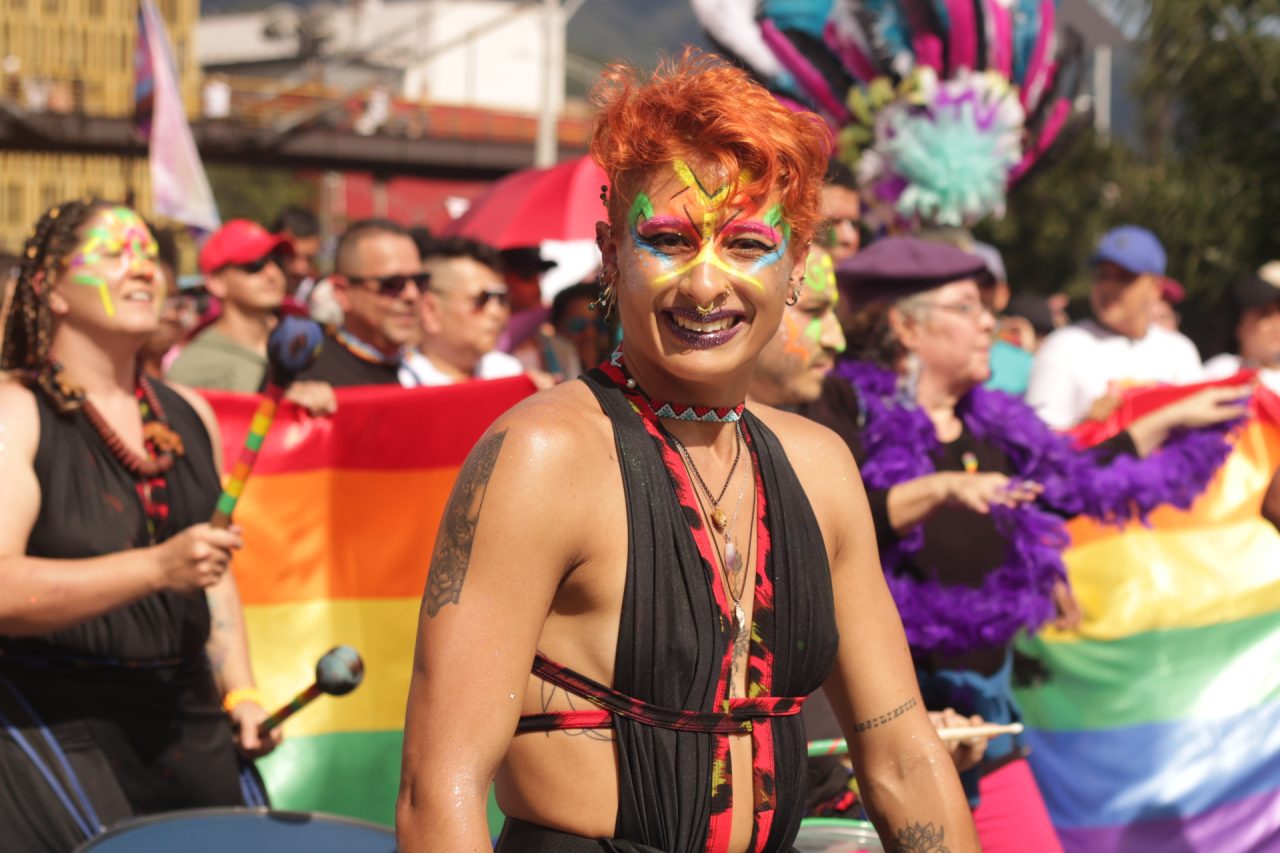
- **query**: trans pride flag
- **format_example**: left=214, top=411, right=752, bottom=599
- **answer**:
left=1017, top=384, right=1280, bottom=850
left=135, top=0, right=220, bottom=234
left=205, top=378, right=535, bottom=827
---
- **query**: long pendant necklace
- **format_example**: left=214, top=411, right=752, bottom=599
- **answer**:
left=668, top=422, right=742, bottom=533
left=672, top=422, right=754, bottom=648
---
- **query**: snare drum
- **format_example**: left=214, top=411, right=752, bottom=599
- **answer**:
left=72, top=807, right=396, bottom=853
left=793, top=817, right=885, bottom=853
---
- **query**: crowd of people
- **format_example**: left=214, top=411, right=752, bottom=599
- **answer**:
left=0, top=51, right=1278, bottom=853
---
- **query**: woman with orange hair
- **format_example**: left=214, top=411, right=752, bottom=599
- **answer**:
left=397, top=52, right=977, bottom=853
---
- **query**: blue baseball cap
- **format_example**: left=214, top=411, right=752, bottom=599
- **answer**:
left=1090, top=226, right=1166, bottom=277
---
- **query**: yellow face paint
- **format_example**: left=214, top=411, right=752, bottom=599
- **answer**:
left=630, top=160, right=790, bottom=293
left=66, top=207, right=158, bottom=318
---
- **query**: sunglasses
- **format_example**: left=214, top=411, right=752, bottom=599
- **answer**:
left=349, top=272, right=431, bottom=297
left=231, top=253, right=284, bottom=275
left=432, top=286, right=509, bottom=311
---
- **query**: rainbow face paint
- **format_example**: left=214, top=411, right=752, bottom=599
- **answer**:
left=66, top=207, right=158, bottom=318
left=787, top=248, right=846, bottom=354
left=628, top=160, right=791, bottom=293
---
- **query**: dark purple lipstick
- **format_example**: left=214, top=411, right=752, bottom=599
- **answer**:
left=661, top=308, right=745, bottom=349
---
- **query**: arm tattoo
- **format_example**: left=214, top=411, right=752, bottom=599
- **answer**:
left=425, top=429, right=507, bottom=617
left=854, top=697, right=917, bottom=732
left=892, top=822, right=949, bottom=852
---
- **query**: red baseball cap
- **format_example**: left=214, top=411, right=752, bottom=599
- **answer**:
left=198, top=220, right=292, bottom=275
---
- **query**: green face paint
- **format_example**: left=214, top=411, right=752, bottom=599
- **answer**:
left=66, top=207, right=158, bottom=318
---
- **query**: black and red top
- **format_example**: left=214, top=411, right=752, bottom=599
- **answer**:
left=516, top=366, right=840, bottom=852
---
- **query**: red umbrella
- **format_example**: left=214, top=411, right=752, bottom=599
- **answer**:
left=441, top=155, right=609, bottom=249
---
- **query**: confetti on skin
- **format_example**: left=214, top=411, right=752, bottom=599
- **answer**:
left=67, top=207, right=158, bottom=319
left=633, top=161, right=791, bottom=292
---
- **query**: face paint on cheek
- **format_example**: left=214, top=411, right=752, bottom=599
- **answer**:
left=70, top=271, right=116, bottom=318
left=68, top=208, right=157, bottom=319
left=804, top=252, right=836, bottom=294
left=781, top=313, right=809, bottom=359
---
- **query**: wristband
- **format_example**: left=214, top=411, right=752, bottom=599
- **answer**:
left=222, top=687, right=265, bottom=714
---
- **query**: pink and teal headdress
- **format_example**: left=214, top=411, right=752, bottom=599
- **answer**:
left=693, top=0, right=1082, bottom=228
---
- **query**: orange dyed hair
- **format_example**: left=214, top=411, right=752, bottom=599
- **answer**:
left=590, top=49, right=831, bottom=248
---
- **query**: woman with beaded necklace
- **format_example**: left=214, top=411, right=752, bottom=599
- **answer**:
left=397, top=53, right=978, bottom=853
left=0, top=199, right=277, bottom=852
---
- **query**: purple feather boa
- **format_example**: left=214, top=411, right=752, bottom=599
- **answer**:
left=835, top=360, right=1239, bottom=656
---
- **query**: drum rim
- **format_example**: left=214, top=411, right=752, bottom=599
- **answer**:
left=70, top=806, right=395, bottom=851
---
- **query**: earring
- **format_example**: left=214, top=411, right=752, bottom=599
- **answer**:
left=896, top=352, right=921, bottom=406
left=599, top=184, right=609, bottom=209
left=592, top=269, right=618, bottom=318
left=785, top=285, right=801, bottom=306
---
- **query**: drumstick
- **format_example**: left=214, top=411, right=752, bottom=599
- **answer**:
left=259, top=645, right=364, bottom=735
left=937, top=722, right=1024, bottom=742
left=806, top=723, right=1023, bottom=757
left=210, top=315, right=323, bottom=529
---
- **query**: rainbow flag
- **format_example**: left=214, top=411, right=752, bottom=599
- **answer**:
left=205, top=378, right=535, bottom=827
left=1016, top=394, right=1280, bottom=850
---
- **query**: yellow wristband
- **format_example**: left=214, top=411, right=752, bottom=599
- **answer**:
left=222, top=687, right=265, bottom=714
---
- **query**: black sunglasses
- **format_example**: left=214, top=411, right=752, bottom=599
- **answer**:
left=231, top=254, right=283, bottom=275
left=350, top=272, right=431, bottom=297
left=470, top=288, right=510, bottom=311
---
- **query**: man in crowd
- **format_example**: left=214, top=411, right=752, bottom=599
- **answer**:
left=271, top=205, right=322, bottom=299
left=1026, top=226, right=1203, bottom=429
left=1204, top=262, right=1280, bottom=393
left=167, top=219, right=291, bottom=392
left=297, top=218, right=425, bottom=387
left=820, top=161, right=862, bottom=262
left=549, top=281, right=611, bottom=378
left=400, top=236, right=525, bottom=386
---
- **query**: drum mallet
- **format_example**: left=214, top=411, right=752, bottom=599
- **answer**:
left=259, top=645, right=365, bottom=735
left=806, top=723, right=1024, bottom=757
left=210, top=314, right=324, bottom=529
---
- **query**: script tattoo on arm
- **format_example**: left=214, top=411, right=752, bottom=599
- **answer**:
left=425, top=429, right=507, bottom=617
left=892, top=822, right=949, bottom=852
left=853, top=697, right=917, bottom=733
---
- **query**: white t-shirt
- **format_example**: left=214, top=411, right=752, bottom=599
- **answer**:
left=1026, top=319, right=1203, bottom=430
left=399, top=350, right=525, bottom=387
left=1204, top=353, right=1280, bottom=395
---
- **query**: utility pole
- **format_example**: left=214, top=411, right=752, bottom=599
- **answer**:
left=534, top=0, right=562, bottom=167
left=534, top=0, right=587, bottom=167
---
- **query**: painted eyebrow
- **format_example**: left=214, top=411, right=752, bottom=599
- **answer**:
left=634, top=215, right=699, bottom=236
left=721, top=221, right=784, bottom=243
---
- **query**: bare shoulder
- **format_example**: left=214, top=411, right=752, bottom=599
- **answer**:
left=0, top=378, right=40, bottom=458
left=165, top=380, right=221, bottom=440
left=750, top=403, right=860, bottom=486
left=483, top=379, right=614, bottom=475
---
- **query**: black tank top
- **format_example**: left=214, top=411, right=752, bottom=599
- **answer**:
left=518, top=368, right=840, bottom=852
left=13, top=380, right=220, bottom=661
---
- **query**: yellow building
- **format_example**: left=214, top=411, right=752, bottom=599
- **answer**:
left=0, top=0, right=199, bottom=251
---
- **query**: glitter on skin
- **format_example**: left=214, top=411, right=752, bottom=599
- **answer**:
left=67, top=207, right=158, bottom=318
left=633, top=161, right=791, bottom=292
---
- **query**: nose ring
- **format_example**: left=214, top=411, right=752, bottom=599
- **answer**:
left=695, top=303, right=715, bottom=317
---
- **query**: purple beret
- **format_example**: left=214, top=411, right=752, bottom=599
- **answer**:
left=835, top=236, right=988, bottom=304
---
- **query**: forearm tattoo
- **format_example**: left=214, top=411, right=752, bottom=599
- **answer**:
left=425, top=429, right=507, bottom=617
left=892, top=822, right=949, bottom=852
left=854, top=697, right=917, bottom=732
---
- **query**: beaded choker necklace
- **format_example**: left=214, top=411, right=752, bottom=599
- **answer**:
left=51, top=363, right=185, bottom=544
left=607, top=349, right=745, bottom=423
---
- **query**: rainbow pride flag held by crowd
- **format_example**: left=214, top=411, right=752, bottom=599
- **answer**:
left=1016, top=388, right=1280, bottom=851
left=205, top=378, right=535, bottom=827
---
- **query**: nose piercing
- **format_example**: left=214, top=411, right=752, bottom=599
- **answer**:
left=695, top=303, right=715, bottom=317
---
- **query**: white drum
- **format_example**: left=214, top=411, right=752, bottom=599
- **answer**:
left=793, top=818, right=885, bottom=853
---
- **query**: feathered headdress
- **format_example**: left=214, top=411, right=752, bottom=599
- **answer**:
left=693, top=0, right=1083, bottom=228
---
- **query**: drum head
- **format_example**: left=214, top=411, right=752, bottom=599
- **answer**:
left=794, top=818, right=885, bottom=853
left=72, top=807, right=396, bottom=853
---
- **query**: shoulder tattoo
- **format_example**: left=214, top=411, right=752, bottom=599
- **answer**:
left=424, top=429, right=508, bottom=617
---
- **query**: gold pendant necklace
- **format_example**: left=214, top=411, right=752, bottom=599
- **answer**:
left=669, top=422, right=742, bottom=533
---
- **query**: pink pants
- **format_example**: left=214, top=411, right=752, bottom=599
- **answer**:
left=972, top=758, right=1064, bottom=853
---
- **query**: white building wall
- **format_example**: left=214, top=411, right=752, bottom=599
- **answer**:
left=198, top=0, right=554, bottom=115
